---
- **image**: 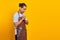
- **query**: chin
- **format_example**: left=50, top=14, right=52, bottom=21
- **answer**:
left=22, top=12, right=24, bottom=13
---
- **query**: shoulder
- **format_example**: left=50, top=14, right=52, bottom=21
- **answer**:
left=13, top=12, right=19, bottom=22
left=13, top=12, right=18, bottom=17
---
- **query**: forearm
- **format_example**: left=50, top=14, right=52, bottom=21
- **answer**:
left=15, top=19, right=23, bottom=27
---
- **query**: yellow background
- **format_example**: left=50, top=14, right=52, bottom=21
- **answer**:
left=0, top=0, right=60, bottom=40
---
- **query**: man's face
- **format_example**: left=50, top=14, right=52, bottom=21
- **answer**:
left=20, top=6, right=26, bottom=13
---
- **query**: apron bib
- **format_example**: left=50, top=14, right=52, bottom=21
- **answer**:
left=17, top=13, right=27, bottom=40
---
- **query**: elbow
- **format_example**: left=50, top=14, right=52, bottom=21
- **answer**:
left=14, top=23, right=18, bottom=27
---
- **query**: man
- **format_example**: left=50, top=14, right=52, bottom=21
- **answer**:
left=13, top=3, right=28, bottom=40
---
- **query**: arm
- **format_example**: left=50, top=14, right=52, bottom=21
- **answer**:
left=24, top=20, right=28, bottom=25
left=14, top=19, right=24, bottom=27
left=13, top=14, right=25, bottom=27
left=23, top=16, right=28, bottom=25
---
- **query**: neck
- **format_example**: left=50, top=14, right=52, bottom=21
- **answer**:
left=18, top=10, right=23, bottom=14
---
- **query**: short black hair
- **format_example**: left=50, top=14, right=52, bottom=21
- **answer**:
left=19, top=3, right=26, bottom=8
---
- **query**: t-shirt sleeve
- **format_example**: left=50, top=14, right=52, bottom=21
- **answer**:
left=13, top=13, right=18, bottom=23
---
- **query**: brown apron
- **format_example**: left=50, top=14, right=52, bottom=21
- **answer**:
left=17, top=13, right=27, bottom=40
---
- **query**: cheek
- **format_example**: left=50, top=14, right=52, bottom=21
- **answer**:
left=22, top=10, right=24, bottom=12
left=21, top=9, right=25, bottom=12
left=22, top=9, right=25, bottom=12
left=21, top=9, right=23, bottom=11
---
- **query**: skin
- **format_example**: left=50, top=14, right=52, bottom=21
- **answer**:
left=14, top=6, right=28, bottom=27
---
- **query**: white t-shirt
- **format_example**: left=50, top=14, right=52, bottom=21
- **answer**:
left=13, top=12, right=24, bottom=35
